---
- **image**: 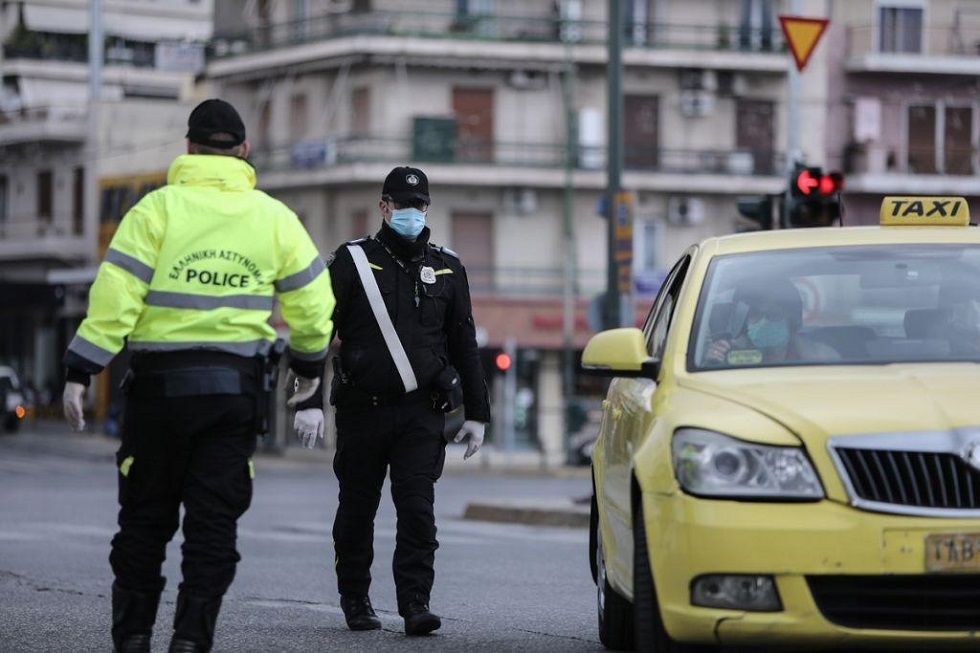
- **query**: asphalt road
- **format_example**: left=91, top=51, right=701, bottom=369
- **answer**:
left=0, top=425, right=597, bottom=652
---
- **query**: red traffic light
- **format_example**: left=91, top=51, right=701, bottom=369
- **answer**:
left=795, top=167, right=844, bottom=197
left=494, top=352, right=512, bottom=372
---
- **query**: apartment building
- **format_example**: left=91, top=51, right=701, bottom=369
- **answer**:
left=823, top=0, right=980, bottom=222
left=204, top=0, right=807, bottom=462
left=0, top=0, right=212, bottom=403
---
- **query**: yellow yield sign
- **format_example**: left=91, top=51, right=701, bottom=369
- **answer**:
left=778, top=15, right=829, bottom=72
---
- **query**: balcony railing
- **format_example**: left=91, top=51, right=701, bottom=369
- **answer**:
left=0, top=105, right=89, bottom=144
left=208, top=10, right=784, bottom=60
left=847, top=24, right=980, bottom=58
left=0, top=213, right=84, bottom=241
left=250, top=134, right=783, bottom=177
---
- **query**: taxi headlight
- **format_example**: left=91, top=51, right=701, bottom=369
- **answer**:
left=672, top=429, right=823, bottom=499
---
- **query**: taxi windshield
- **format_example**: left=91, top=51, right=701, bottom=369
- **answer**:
left=690, top=243, right=980, bottom=370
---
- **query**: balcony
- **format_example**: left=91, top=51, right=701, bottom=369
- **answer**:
left=250, top=134, right=782, bottom=196
left=0, top=105, right=88, bottom=146
left=206, top=10, right=787, bottom=78
left=845, top=23, right=980, bottom=75
left=0, top=213, right=88, bottom=264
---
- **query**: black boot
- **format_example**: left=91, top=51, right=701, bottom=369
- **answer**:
left=169, top=592, right=221, bottom=653
left=340, top=594, right=382, bottom=631
left=401, top=597, right=440, bottom=636
left=111, top=580, right=164, bottom=653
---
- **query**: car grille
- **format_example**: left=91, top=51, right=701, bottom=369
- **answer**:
left=807, top=575, right=980, bottom=630
left=835, top=447, right=980, bottom=510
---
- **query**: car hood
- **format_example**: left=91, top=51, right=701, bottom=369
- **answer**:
left=681, top=363, right=980, bottom=443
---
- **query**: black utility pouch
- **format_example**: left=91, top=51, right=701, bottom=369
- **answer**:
left=329, top=356, right=350, bottom=407
left=431, top=365, right=463, bottom=413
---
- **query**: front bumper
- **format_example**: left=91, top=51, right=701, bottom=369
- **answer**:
left=645, top=491, right=980, bottom=648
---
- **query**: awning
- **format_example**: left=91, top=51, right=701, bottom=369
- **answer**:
left=23, top=3, right=88, bottom=35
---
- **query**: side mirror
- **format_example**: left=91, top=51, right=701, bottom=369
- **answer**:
left=580, top=328, right=660, bottom=379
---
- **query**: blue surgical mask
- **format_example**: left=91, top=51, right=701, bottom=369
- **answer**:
left=390, top=208, right=426, bottom=238
left=746, top=319, right=790, bottom=350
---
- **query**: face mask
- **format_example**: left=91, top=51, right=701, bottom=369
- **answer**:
left=390, top=207, right=426, bottom=238
left=746, top=319, right=790, bottom=350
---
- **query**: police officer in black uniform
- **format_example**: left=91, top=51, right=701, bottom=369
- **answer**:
left=326, top=166, right=490, bottom=636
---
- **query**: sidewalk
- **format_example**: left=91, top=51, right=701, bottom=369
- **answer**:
left=8, top=420, right=592, bottom=529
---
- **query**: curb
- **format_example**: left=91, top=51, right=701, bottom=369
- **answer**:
left=462, top=499, right=590, bottom=529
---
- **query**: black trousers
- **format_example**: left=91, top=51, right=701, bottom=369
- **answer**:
left=332, top=399, right=447, bottom=613
left=109, top=390, right=257, bottom=599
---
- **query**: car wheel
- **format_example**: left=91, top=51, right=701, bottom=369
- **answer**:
left=3, top=414, right=19, bottom=433
left=633, top=496, right=715, bottom=653
left=596, top=515, right=635, bottom=650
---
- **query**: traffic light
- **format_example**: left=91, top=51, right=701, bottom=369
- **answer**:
left=494, top=351, right=513, bottom=373
left=784, top=164, right=844, bottom=228
left=736, top=195, right=775, bottom=230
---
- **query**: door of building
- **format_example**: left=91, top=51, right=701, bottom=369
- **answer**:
left=453, top=88, right=494, bottom=163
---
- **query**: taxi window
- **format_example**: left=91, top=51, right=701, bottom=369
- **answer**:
left=644, top=254, right=691, bottom=359
left=689, top=244, right=980, bottom=370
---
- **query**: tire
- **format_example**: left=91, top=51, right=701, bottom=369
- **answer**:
left=596, top=510, right=635, bottom=651
left=3, top=413, right=19, bottom=433
left=589, top=489, right=599, bottom=583
left=633, top=496, right=715, bottom=653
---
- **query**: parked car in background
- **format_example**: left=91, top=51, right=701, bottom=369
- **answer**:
left=583, top=197, right=980, bottom=651
left=0, top=366, right=27, bottom=432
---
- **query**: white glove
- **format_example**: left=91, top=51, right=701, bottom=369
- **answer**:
left=62, top=381, right=86, bottom=432
left=454, top=420, right=486, bottom=460
left=293, top=408, right=324, bottom=449
left=286, top=375, right=321, bottom=407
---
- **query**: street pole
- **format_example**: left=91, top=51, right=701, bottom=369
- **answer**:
left=605, top=0, right=624, bottom=330
left=561, top=35, right=579, bottom=463
left=783, top=0, right=803, bottom=229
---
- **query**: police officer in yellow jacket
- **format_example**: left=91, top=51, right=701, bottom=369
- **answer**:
left=61, top=99, right=334, bottom=653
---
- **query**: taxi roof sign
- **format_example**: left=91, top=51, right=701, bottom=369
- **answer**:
left=879, top=196, right=970, bottom=227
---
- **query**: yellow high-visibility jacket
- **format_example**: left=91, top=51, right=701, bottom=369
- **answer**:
left=66, top=154, right=333, bottom=379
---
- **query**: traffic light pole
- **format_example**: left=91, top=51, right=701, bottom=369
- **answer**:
left=784, top=0, right=803, bottom=228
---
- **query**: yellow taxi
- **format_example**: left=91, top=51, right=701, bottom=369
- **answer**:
left=583, top=197, right=980, bottom=651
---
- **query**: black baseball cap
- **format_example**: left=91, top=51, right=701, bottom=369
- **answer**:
left=382, top=166, right=430, bottom=204
left=186, top=99, right=246, bottom=148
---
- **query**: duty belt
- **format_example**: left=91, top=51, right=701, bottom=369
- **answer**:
left=339, top=385, right=430, bottom=408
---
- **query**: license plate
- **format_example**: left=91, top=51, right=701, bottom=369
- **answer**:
left=925, top=533, right=980, bottom=572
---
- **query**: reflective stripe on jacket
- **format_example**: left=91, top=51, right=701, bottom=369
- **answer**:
left=67, top=154, right=334, bottom=371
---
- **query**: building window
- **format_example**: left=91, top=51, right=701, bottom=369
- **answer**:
left=72, top=167, right=84, bottom=235
left=633, top=219, right=664, bottom=296
left=351, top=87, right=369, bottom=135
left=907, top=103, right=975, bottom=175
left=0, top=175, right=7, bottom=230
left=879, top=4, right=923, bottom=54
left=451, top=211, right=494, bottom=293
left=738, top=0, right=775, bottom=52
left=37, top=170, right=53, bottom=222
left=290, top=92, right=308, bottom=142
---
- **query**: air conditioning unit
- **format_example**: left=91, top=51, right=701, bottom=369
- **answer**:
left=679, top=90, right=714, bottom=118
left=667, top=196, right=705, bottom=226
left=678, top=69, right=717, bottom=92
left=502, top=188, right=539, bottom=216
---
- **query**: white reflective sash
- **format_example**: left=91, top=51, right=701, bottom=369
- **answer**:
left=346, top=245, right=419, bottom=393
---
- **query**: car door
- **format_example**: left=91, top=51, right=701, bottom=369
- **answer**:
left=596, top=253, right=693, bottom=585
